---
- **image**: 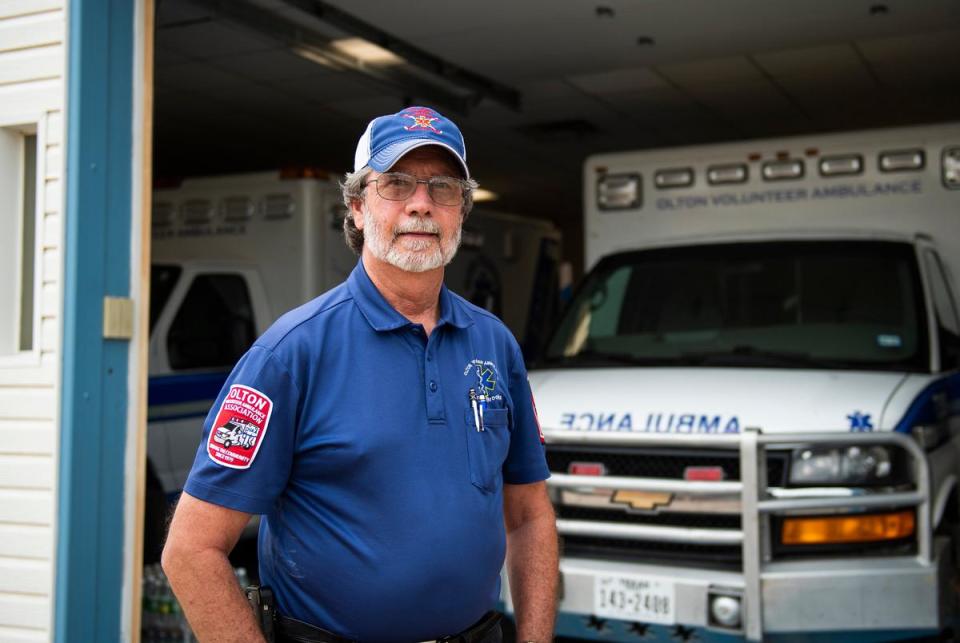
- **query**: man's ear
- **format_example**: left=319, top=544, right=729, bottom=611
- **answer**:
left=350, top=198, right=365, bottom=231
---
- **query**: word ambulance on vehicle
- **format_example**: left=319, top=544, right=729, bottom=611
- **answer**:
left=144, top=170, right=560, bottom=548
left=519, top=123, right=960, bottom=641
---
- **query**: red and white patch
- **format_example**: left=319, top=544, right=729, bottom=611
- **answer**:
left=206, top=384, right=273, bottom=469
left=529, top=384, right=545, bottom=444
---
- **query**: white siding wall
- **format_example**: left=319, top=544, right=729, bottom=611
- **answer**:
left=0, top=1, right=65, bottom=640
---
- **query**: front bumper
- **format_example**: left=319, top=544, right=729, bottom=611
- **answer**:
left=548, top=540, right=952, bottom=641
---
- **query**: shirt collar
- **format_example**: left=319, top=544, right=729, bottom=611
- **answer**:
left=347, top=260, right=474, bottom=332
left=438, top=280, right=474, bottom=329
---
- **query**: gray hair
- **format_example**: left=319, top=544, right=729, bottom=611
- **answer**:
left=340, top=168, right=479, bottom=256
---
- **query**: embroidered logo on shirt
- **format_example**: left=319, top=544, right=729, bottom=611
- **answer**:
left=207, top=384, right=273, bottom=469
left=463, top=359, right=501, bottom=398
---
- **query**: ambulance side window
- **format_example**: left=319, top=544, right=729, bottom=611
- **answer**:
left=923, top=250, right=960, bottom=369
left=150, top=265, right=181, bottom=333
left=167, top=274, right=256, bottom=370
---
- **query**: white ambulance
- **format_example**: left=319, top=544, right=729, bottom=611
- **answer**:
left=525, top=124, right=960, bottom=641
left=144, top=170, right=561, bottom=553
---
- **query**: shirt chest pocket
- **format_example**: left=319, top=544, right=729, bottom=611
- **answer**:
left=463, top=407, right=510, bottom=493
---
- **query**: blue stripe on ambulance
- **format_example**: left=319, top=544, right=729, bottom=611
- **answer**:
left=893, top=371, right=960, bottom=433
left=148, top=371, right=229, bottom=421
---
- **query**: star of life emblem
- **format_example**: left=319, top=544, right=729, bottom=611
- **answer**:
left=463, top=359, right=503, bottom=401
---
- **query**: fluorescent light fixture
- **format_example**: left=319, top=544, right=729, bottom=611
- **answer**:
left=290, top=45, right=337, bottom=69
left=330, top=37, right=404, bottom=65
left=191, top=0, right=519, bottom=113
left=472, top=188, right=498, bottom=202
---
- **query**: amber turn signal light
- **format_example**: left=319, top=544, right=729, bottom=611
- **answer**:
left=781, top=510, right=915, bottom=545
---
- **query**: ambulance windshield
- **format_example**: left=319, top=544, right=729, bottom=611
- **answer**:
left=545, top=240, right=928, bottom=371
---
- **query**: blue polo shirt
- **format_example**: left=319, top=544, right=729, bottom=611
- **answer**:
left=183, top=261, right=549, bottom=642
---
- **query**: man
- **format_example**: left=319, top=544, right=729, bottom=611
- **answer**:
left=162, top=106, right=558, bottom=643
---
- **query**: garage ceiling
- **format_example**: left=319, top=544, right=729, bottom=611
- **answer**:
left=154, top=0, right=960, bottom=260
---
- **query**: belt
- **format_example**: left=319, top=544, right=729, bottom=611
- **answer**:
left=276, top=610, right=502, bottom=643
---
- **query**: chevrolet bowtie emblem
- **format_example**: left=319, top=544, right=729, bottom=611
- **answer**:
left=611, top=490, right=674, bottom=511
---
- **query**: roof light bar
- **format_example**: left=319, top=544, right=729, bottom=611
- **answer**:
left=819, top=154, right=863, bottom=177
left=180, top=199, right=214, bottom=224
left=597, top=173, right=641, bottom=210
left=707, top=164, right=748, bottom=185
left=762, top=159, right=804, bottom=181
left=879, top=149, right=925, bottom=172
left=263, top=194, right=295, bottom=220
left=654, top=168, right=694, bottom=189
left=222, top=196, right=255, bottom=222
left=942, top=147, right=960, bottom=190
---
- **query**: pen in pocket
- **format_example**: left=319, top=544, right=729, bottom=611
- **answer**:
left=469, top=388, right=483, bottom=432
left=478, top=392, right=487, bottom=428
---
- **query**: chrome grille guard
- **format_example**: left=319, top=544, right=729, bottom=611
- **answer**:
left=543, top=428, right=931, bottom=641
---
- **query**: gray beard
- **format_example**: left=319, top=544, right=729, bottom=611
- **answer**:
left=362, top=204, right=462, bottom=273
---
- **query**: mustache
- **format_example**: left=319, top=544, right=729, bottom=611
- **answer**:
left=393, top=219, right=441, bottom=236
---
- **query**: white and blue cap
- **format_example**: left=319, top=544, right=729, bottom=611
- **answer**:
left=353, top=106, right=469, bottom=178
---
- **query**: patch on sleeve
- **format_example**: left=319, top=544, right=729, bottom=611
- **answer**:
left=206, top=384, right=273, bottom=469
left=529, top=381, right=545, bottom=444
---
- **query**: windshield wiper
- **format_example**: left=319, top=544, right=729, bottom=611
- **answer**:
left=680, top=346, right=846, bottom=368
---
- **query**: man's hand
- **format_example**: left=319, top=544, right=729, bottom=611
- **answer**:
left=503, top=481, right=558, bottom=642
left=161, top=492, right=265, bottom=643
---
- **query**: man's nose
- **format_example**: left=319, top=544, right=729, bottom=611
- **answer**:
left=404, top=180, right=433, bottom=214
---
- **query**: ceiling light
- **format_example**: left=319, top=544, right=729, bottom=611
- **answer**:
left=330, top=38, right=404, bottom=66
left=189, top=0, right=520, bottom=113
left=289, top=45, right=337, bottom=69
left=472, top=189, right=498, bottom=202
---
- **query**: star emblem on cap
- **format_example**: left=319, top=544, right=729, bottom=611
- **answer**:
left=403, top=113, right=442, bottom=134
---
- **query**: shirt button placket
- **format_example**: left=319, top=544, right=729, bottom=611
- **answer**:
left=425, top=339, right=444, bottom=422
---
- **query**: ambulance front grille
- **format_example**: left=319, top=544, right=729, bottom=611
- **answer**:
left=546, top=445, right=787, bottom=568
left=555, top=506, right=741, bottom=529
left=545, top=446, right=788, bottom=485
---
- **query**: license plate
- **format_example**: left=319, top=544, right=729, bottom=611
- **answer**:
left=594, top=573, right=675, bottom=624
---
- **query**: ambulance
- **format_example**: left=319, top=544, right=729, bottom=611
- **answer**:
left=522, top=123, right=960, bottom=641
left=144, top=170, right=561, bottom=549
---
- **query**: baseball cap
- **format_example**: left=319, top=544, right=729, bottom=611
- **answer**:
left=353, top=106, right=469, bottom=178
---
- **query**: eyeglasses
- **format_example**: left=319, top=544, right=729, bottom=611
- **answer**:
left=365, top=172, right=469, bottom=206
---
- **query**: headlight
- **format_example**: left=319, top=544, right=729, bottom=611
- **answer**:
left=789, top=445, right=892, bottom=485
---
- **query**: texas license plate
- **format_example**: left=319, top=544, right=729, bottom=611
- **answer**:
left=594, top=573, right=675, bottom=624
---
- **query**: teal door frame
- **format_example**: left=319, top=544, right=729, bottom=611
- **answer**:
left=56, top=0, right=136, bottom=641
